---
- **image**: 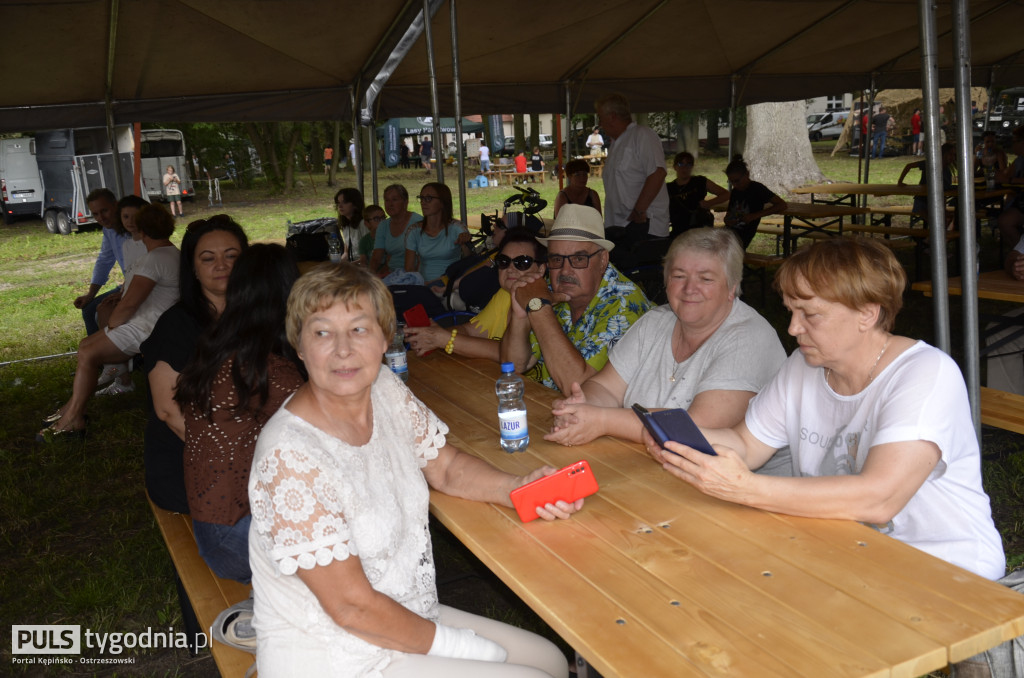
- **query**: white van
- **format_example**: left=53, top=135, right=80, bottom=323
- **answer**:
left=807, top=110, right=850, bottom=141
left=0, top=138, right=43, bottom=224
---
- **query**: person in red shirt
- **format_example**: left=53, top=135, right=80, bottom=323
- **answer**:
left=514, top=151, right=528, bottom=174
left=861, top=113, right=869, bottom=157
left=911, top=109, right=922, bottom=156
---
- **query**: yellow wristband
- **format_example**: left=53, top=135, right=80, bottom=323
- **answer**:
left=444, top=328, right=458, bottom=354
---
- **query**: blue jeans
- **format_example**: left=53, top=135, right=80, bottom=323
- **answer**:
left=82, top=287, right=120, bottom=335
left=480, top=158, right=490, bottom=172
left=193, top=515, right=252, bottom=584
left=872, top=131, right=888, bottom=158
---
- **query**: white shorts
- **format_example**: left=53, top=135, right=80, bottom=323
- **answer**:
left=105, top=322, right=147, bottom=356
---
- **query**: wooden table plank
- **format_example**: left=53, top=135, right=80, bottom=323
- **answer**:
left=409, top=353, right=1024, bottom=677
left=912, top=270, right=1024, bottom=303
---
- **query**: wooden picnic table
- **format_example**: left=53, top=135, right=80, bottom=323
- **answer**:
left=716, top=203, right=869, bottom=256
left=792, top=182, right=1012, bottom=207
left=912, top=270, right=1024, bottom=304
left=407, top=352, right=1024, bottom=678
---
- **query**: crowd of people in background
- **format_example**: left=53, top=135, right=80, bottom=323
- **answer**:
left=38, top=90, right=1024, bottom=677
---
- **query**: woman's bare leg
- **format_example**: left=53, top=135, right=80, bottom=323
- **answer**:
left=51, top=332, right=130, bottom=430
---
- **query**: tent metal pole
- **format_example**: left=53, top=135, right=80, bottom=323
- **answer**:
left=920, top=0, right=951, bottom=354
left=423, top=0, right=444, bottom=184
left=369, top=119, right=379, bottom=206
left=953, top=0, right=981, bottom=437
left=351, top=89, right=363, bottom=197
left=566, top=84, right=572, bottom=159
left=104, top=0, right=125, bottom=198
left=856, top=90, right=864, bottom=184
left=727, top=75, right=737, bottom=159
left=862, top=74, right=876, bottom=207
left=450, top=0, right=467, bottom=225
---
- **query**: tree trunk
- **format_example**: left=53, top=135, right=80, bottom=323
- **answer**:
left=283, top=125, right=301, bottom=191
left=744, top=100, right=825, bottom=193
left=676, top=113, right=700, bottom=159
left=329, top=120, right=341, bottom=186
left=705, top=110, right=722, bottom=152
left=513, top=114, right=526, bottom=154
left=244, top=122, right=282, bottom=190
left=529, top=113, right=539, bottom=152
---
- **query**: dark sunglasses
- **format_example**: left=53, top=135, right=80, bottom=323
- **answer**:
left=495, top=253, right=542, bottom=271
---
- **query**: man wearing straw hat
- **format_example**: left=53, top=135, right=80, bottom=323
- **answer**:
left=500, top=204, right=651, bottom=394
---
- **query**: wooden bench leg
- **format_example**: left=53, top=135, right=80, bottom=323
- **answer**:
left=174, top=571, right=205, bottom=657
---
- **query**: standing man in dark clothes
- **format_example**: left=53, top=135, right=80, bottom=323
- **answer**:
left=872, top=107, right=892, bottom=159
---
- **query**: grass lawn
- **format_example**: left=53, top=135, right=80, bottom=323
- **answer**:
left=1, top=143, right=1023, bottom=676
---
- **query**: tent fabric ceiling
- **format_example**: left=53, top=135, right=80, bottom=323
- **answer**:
left=2, top=0, right=1024, bottom=132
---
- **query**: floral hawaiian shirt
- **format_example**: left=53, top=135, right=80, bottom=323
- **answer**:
left=527, top=263, right=651, bottom=389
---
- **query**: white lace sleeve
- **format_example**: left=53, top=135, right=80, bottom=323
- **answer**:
left=250, top=438, right=355, bottom=577
left=387, top=370, right=448, bottom=466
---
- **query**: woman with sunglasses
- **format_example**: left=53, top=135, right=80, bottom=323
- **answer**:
left=405, top=228, right=545, bottom=361
left=666, top=151, right=729, bottom=237
left=553, top=159, right=601, bottom=218
left=405, top=182, right=471, bottom=290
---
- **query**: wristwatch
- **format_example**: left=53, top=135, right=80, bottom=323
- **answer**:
left=527, top=297, right=552, bottom=313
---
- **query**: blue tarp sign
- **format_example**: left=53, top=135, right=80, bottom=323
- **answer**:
left=488, top=115, right=504, bottom=153
left=382, top=120, right=400, bottom=168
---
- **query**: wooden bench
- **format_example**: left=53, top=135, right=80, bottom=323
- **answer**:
left=868, top=205, right=953, bottom=228
left=743, top=252, right=785, bottom=304
left=980, top=386, right=1024, bottom=435
left=149, top=496, right=255, bottom=677
left=500, top=170, right=545, bottom=185
left=756, top=220, right=831, bottom=255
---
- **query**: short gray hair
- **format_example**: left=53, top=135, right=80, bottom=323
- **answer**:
left=594, top=93, right=632, bottom=122
left=664, top=228, right=744, bottom=293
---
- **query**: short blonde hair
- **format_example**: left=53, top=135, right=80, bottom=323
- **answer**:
left=286, top=262, right=396, bottom=350
left=774, top=237, right=906, bottom=332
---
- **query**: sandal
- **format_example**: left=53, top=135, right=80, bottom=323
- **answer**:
left=212, top=598, right=257, bottom=653
left=36, top=425, right=86, bottom=444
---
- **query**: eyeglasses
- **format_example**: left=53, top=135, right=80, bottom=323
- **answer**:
left=675, top=161, right=693, bottom=167
left=417, top=195, right=438, bottom=203
left=547, top=250, right=603, bottom=269
left=495, top=254, right=542, bottom=271
left=365, top=215, right=385, bottom=223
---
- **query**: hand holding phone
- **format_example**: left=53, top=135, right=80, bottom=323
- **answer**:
left=510, top=461, right=598, bottom=522
left=632, top=404, right=717, bottom=456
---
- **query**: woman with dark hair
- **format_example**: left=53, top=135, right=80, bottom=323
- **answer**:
left=405, top=182, right=471, bottom=288
left=175, top=244, right=305, bottom=583
left=552, top=159, right=601, bottom=218
left=141, top=215, right=249, bottom=512
left=370, top=183, right=423, bottom=277
left=405, top=227, right=546, bottom=361
left=722, top=155, right=786, bottom=249
left=666, top=151, right=728, bottom=237
left=335, top=187, right=369, bottom=263
left=40, top=204, right=180, bottom=442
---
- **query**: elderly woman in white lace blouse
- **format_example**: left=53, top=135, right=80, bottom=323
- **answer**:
left=248, top=263, right=579, bottom=678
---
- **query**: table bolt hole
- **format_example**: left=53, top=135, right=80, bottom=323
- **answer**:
left=857, top=541, right=868, bottom=547
left=762, top=571, right=773, bottom=577
left=670, top=600, right=680, bottom=606
left=615, top=618, right=626, bottom=625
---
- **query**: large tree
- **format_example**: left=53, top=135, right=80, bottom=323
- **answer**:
left=743, top=100, right=825, bottom=192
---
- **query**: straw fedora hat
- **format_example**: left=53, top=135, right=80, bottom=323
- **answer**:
left=537, top=204, right=614, bottom=251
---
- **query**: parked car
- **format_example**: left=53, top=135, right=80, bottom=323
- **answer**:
left=0, top=137, right=43, bottom=225
left=538, top=134, right=553, bottom=150
left=807, top=109, right=849, bottom=141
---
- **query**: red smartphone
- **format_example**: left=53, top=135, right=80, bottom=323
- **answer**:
left=402, top=303, right=430, bottom=328
left=510, top=460, right=598, bottom=522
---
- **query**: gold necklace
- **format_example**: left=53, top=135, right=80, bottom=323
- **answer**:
left=827, top=334, right=891, bottom=393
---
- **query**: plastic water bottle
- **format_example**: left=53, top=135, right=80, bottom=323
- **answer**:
left=327, top=232, right=342, bottom=263
left=386, top=322, right=408, bottom=382
left=496, top=362, right=528, bottom=452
